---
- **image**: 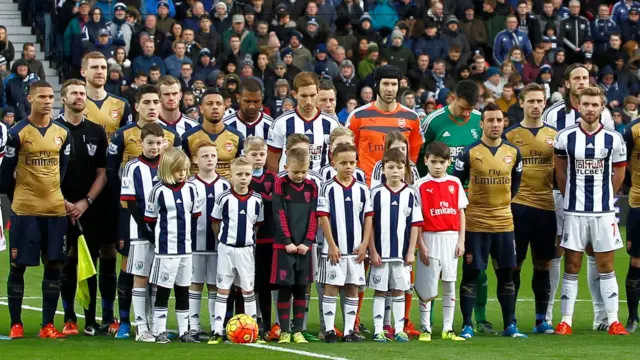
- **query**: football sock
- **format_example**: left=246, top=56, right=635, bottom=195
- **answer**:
left=392, top=295, right=405, bottom=335
left=474, top=270, right=488, bottom=323
left=344, top=297, right=359, bottom=336
left=461, top=269, right=479, bottom=327
left=83, top=274, right=97, bottom=326
left=316, top=282, right=325, bottom=332
left=560, top=273, right=578, bottom=327
left=277, top=288, right=292, bottom=332
left=243, top=293, right=257, bottom=321
left=547, top=256, right=562, bottom=322
left=532, top=269, right=551, bottom=325
left=257, top=287, right=271, bottom=332
left=99, top=258, right=117, bottom=324
left=188, top=290, right=202, bottom=331
left=208, top=290, right=217, bottom=331
left=117, top=271, right=133, bottom=324
left=132, top=287, right=148, bottom=329
left=356, top=287, right=365, bottom=326
left=42, top=267, right=62, bottom=326
left=302, top=292, right=311, bottom=330
left=214, top=293, right=228, bottom=335
left=175, top=285, right=190, bottom=335
left=496, top=268, right=516, bottom=329
left=373, top=295, right=386, bottom=334
left=339, top=289, right=346, bottom=324
left=148, top=285, right=156, bottom=331
left=513, top=268, right=521, bottom=315
left=442, top=281, right=456, bottom=332
left=384, top=293, right=392, bottom=326
left=587, top=256, right=606, bottom=326
left=61, top=258, right=78, bottom=323
left=292, top=286, right=307, bottom=333
left=626, top=265, right=640, bottom=321
left=429, top=300, right=435, bottom=325
left=419, top=301, right=431, bottom=332
left=154, top=286, right=170, bottom=334
left=235, top=288, right=245, bottom=314
left=322, top=295, right=337, bottom=334
left=599, top=272, right=619, bottom=325
left=7, top=265, right=26, bottom=325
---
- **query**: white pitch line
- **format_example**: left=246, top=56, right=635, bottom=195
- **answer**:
left=245, top=343, right=350, bottom=360
left=0, top=301, right=103, bottom=321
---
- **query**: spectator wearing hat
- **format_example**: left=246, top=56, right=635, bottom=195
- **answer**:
left=155, top=2, right=176, bottom=35
left=441, top=15, right=471, bottom=64
left=559, top=0, right=590, bottom=64
left=592, top=4, right=621, bottom=53
left=197, top=14, right=222, bottom=57
left=535, top=64, right=553, bottom=99
left=280, top=47, right=302, bottom=80
left=272, top=59, right=293, bottom=86
left=484, top=66, right=505, bottom=98
left=612, top=0, right=640, bottom=24
left=5, top=60, right=38, bottom=120
left=333, top=60, right=359, bottom=111
left=381, top=27, right=416, bottom=74
left=301, top=17, right=328, bottom=51
left=413, top=20, right=448, bottom=61
left=141, top=0, right=176, bottom=20
left=85, top=27, right=117, bottom=59
left=272, top=5, right=294, bottom=46
left=460, top=6, right=488, bottom=51
left=267, top=78, right=293, bottom=117
left=296, top=1, right=331, bottom=34
left=222, top=14, right=258, bottom=57
left=579, top=36, right=596, bottom=63
left=523, top=44, right=548, bottom=84
left=105, top=63, right=124, bottom=96
left=106, top=2, right=135, bottom=55
left=493, top=14, right=532, bottom=66
left=0, top=55, right=9, bottom=82
left=211, top=1, right=231, bottom=32
left=2, top=106, right=15, bottom=128
left=305, top=44, right=339, bottom=79
left=194, top=47, right=218, bottom=79
left=133, top=39, right=167, bottom=76
left=352, top=14, right=378, bottom=44
left=600, top=65, right=626, bottom=108
left=425, top=1, right=445, bottom=30
left=165, top=40, right=193, bottom=77
left=64, top=0, right=92, bottom=76
left=624, top=95, right=639, bottom=119
left=358, top=43, right=379, bottom=80
left=337, top=0, right=365, bottom=26
left=286, top=32, right=312, bottom=72
left=239, top=55, right=255, bottom=79
left=622, top=7, right=640, bottom=43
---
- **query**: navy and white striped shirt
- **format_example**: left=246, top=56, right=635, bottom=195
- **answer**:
left=317, top=178, right=373, bottom=255
left=190, top=175, right=230, bottom=253
left=371, top=184, right=423, bottom=261
left=554, top=124, right=627, bottom=214
left=211, top=189, right=264, bottom=247
left=542, top=100, right=615, bottom=131
left=267, top=109, right=341, bottom=172
left=158, top=113, right=199, bottom=136
left=371, top=160, right=421, bottom=188
left=145, top=182, right=202, bottom=255
left=120, top=157, right=159, bottom=240
left=224, top=111, right=274, bottom=140
left=320, top=164, right=366, bottom=183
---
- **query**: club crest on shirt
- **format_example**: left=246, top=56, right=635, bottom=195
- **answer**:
left=545, top=136, right=554, bottom=147
left=448, top=184, right=455, bottom=194
left=403, top=207, right=411, bottom=217
left=356, top=202, right=363, bottom=212
left=225, top=140, right=234, bottom=153
left=87, top=143, right=97, bottom=156
left=304, top=191, right=311, bottom=203
left=54, top=136, right=63, bottom=146
left=398, top=118, right=406, bottom=127
left=280, top=270, right=287, bottom=281
left=471, top=129, right=479, bottom=139
left=111, top=108, right=121, bottom=120
left=600, top=148, right=609, bottom=157
left=504, top=155, right=513, bottom=165
left=249, top=215, right=257, bottom=224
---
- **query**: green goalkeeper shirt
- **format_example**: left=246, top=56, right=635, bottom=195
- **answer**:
left=418, top=105, right=482, bottom=177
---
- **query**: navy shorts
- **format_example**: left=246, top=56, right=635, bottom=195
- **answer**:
left=9, top=215, right=68, bottom=266
left=627, top=207, right=640, bottom=258
left=511, top=203, right=557, bottom=263
left=464, top=231, right=517, bottom=270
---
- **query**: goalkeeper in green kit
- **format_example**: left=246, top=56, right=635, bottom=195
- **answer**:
left=417, top=81, right=494, bottom=334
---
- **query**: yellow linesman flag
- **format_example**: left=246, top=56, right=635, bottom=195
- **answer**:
left=75, top=223, right=96, bottom=310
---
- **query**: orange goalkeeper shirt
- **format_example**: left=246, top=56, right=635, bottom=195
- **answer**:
left=346, top=102, right=423, bottom=183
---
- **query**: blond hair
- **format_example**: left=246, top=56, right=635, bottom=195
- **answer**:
left=580, top=86, right=605, bottom=106
left=329, top=127, right=354, bottom=146
left=244, top=136, right=267, bottom=152
left=158, top=148, right=191, bottom=185
left=82, top=51, right=107, bottom=70
left=231, top=156, right=252, bottom=169
left=286, top=147, right=310, bottom=165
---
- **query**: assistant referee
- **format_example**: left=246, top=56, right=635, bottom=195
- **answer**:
left=55, top=79, right=108, bottom=336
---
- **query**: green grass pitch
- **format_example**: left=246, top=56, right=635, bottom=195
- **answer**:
left=0, top=229, right=637, bottom=360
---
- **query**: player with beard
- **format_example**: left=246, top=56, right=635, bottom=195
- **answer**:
left=224, top=78, right=274, bottom=140
left=78, top=51, right=133, bottom=335
left=182, top=88, right=245, bottom=180
left=542, top=64, right=615, bottom=331
left=157, top=76, right=199, bottom=137
left=55, top=79, right=108, bottom=336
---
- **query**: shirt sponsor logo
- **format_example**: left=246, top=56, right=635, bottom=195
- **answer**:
left=575, top=159, right=605, bottom=175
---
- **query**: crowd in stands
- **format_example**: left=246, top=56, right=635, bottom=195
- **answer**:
left=2, top=0, right=640, bottom=132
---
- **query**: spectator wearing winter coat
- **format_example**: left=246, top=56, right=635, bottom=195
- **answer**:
left=407, top=54, right=431, bottom=91
left=5, top=60, right=38, bottom=120
left=515, top=0, right=542, bottom=48
left=612, top=0, right=640, bottom=24
left=425, top=1, right=444, bottom=30
left=193, top=48, right=218, bottom=80
left=316, top=0, right=337, bottom=32
left=84, top=28, right=117, bottom=59
left=222, top=15, right=258, bottom=56
left=493, top=14, right=533, bottom=66
left=592, top=4, right=621, bottom=53
left=423, top=58, right=456, bottom=93
left=156, top=2, right=176, bottom=35
left=459, top=7, right=488, bottom=50
left=305, top=44, right=339, bottom=79
left=484, top=67, right=505, bottom=98
left=336, top=0, right=365, bottom=27
left=522, top=44, right=548, bottom=84
left=537, top=1, right=560, bottom=38
left=482, top=1, right=507, bottom=51
left=496, top=83, right=517, bottom=113
left=164, top=40, right=193, bottom=78
left=141, top=0, right=176, bottom=19
left=86, top=6, right=108, bottom=44
left=413, top=21, right=448, bottom=62
left=370, top=0, right=397, bottom=31
left=94, top=0, right=117, bottom=22
left=301, top=18, right=328, bottom=51
left=595, top=33, right=627, bottom=70
left=211, top=2, right=231, bottom=32
left=600, top=65, right=625, bottom=108
left=333, top=60, right=359, bottom=112
left=108, top=47, right=132, bottom=80
left=395, top=0, right=424, bottom=24
left=382, top=30, right=416, bottom=75
left=559, top=1, right=591, bottom=64
left=64, top=1, right=91, bottom=72
left=106, top=2, right=134, bottom=55
left=536, top=65, right=553, bottom=100
left=133, top=40, right=167, bottom=76
left=296, top=1, right=331, bottom=34
left=621, top=8, right=640, bottom=43
left=0, top=26, right=15, bottom=69
left=358, top=43, right=379, bottom=80
left=286, top=32, right=312, bottom=72
left=441, top=16, right=471, bottom=65
left=197, top=15, right=222, bottom=58
left=354, top=14, right=380, bottom=44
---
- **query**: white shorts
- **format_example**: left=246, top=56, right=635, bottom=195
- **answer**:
left=216, top=243, right=255, bottom=291
left=312, top=245, right=321, bottom=282
left=415, top=232, right=459, bottom=301
left=192, top=253, right=218, bottom=285
left=318, top=255, right=366, bottom=287
left=553, top=190, right=564, bottom=236
left=126, top=240, right=155, bottom=277
left=150, top=255, right=192, bottom=288
left=367, top=261, right=411, bottom=292
left=562, top=213, right=623, bottom=253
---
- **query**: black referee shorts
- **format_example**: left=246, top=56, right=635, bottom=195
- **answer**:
left=66, top=205, right=101, bottom=259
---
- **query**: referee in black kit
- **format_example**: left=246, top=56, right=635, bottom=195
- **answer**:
left=54, top=79, right=109, bottom=336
